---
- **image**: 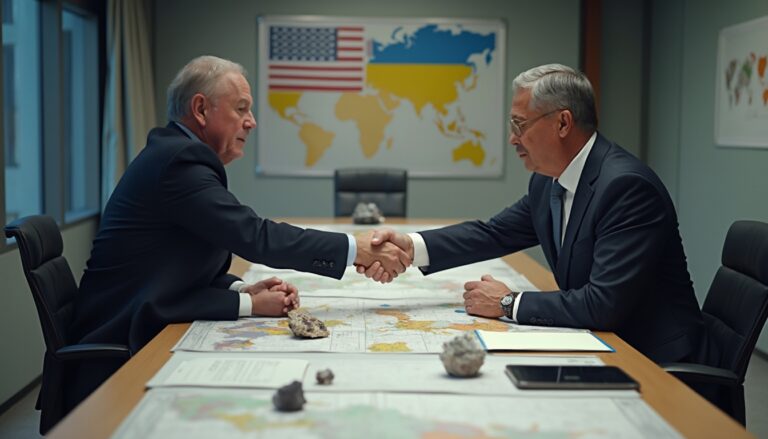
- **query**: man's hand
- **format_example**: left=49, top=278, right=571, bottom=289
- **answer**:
left=462, top=274, right=510, bottom=318
left=354, top=230, right=412, bottom=284
left=243, top=277, right=299, bottom=315
left=356, top=229, right=414, bottom=282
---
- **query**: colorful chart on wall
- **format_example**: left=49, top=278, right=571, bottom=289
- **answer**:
left=715, top=14, right=768, bottom=147
left=256, top=15, right=506, bottom=176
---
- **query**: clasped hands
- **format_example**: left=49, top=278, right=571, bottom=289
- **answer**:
left=241, top=276, right=299, bottom=316
left=355, top=229, right=513, bottom=318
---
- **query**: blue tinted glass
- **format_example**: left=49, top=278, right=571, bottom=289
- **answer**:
left=3, top=0, right=42, bottom=224
left=63, top=8, right=99, bottom=221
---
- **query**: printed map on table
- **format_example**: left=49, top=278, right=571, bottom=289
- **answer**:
left=173, top=296, right=527, bottom=354
left=174, top=239, right=572, bottom=354
left=111, top=388, right=682, bottom=439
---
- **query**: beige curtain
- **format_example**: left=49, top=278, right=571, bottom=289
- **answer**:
left=101, top=0, right=156, bottom=206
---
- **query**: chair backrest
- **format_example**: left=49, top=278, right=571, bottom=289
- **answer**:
left=700, top=220, right=768, bottom=381
left=334, top=168, right=408, bottom=217
left=4, top=215, right=79, bottom=354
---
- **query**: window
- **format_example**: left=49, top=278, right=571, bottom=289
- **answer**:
left=1, top=0, right=103, bottom=247
left=62, top=8, right=99, bottom=221
left=2, top=0, right=43, bottom=225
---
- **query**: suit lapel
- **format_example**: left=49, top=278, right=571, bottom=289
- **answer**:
left=555, top=133, right=611, bottom=284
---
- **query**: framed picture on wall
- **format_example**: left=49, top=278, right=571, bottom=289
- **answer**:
left=255, top=15, right=506, bottom=177
left=714, top=15, right=768, bottom=148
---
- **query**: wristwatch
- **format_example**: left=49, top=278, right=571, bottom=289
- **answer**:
left=500, top=291, right=521, bottom=319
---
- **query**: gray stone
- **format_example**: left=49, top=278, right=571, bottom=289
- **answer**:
left=439, top=332, right=486, bottom=377
left=315, top=368, right=335, bottom=385
left=272, top=380, right=306, bottom=412
left=288, top=309, right=330, bottom=338
left=352, top=202, right=384, bottom=224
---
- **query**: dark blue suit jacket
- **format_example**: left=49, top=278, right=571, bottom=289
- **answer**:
left=420, top=133, right=704, bottom=363
left=71, top=123, right=349, bottom=353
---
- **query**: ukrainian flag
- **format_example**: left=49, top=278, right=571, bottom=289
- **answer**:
left=366, top=24, right=496, bottom=116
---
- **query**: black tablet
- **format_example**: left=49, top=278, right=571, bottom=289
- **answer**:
left=505, top=365, right=640, bottom=390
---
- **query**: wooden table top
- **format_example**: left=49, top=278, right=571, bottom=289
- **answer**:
left=47, top=218, right=752, bottom=439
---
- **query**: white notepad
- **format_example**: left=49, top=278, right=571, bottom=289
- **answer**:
left=147, top=357, right=309, bottom=389
left=475, top=330, right=613, bottom=352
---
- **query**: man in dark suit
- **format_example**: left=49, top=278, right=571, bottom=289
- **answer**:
left=67, top=56, right=409, bottom=411
left=362, top=64, right=704, bottom=364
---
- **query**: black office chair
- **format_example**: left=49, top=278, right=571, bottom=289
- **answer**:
left=334, top=167, right=408, bottom=217
left=662, top=220, right=768, bottom=426
left=4, top=215, right=131, bottom=434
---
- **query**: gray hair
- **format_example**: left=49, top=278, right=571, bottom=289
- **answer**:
left=167, top=55, right=247, bottom=122
left=511, top=63, right=597, bottom=132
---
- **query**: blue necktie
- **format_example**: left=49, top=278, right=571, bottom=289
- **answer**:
left=550, top=180, right=565, bottom=255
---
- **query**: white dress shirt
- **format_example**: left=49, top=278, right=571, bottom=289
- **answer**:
left=409, top=132, right=598, bottom=322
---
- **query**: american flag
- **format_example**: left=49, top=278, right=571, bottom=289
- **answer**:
left=268, top=25, right=365, bottom=92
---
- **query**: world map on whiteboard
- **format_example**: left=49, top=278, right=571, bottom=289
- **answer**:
left=715, top=15, right=768, bottom=147
left=257, top=17, right=505, bottom=176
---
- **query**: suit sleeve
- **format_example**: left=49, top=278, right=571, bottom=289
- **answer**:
left=517, top=174, right=669, bottom=330
left=419, top=194, right=539, bottom=274
left=129, top=285, right=241, bottom=349
left=211, top=253, right=242, bottom=289
left=159, top=145, right=348, bottom=279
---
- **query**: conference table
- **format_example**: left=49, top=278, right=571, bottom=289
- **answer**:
left=47, top=218, right=753, bottom=438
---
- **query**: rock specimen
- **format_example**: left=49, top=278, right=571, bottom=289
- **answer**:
left=439, top=332, right=486, bottom=377
left=287, top=309, right=330, bottom=338
left=272, top=380, right=306, bottom=412
left=352, top=202, right=384, bottom=224
left=315, top=368, right=335, bottom=385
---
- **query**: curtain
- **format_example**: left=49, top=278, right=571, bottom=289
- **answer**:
left=101, top=0, right=156, bottom=206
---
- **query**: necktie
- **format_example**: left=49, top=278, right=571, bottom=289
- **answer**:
left=550, top=180, right=565, bottom=255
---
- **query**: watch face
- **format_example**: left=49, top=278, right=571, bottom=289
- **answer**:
left=501, top=295, right=514, bottom=306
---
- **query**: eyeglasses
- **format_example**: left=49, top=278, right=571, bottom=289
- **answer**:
left=509, top=109, right=564, bottom=137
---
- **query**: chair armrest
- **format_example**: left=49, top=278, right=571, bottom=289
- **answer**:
left=661, top=362, right=739, bottom=387
left=55, top=343, right=132, bottom=361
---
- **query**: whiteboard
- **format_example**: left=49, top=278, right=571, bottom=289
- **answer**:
left=714, top=14, right=768, bottom=148
left=256, top=15, right=506, bottom=177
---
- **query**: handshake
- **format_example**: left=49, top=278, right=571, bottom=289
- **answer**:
left=246, top=229, right=513, bottom=320
left=353, top=229, right=414, bottom=283
left=243, top=229, right=414, bottom=318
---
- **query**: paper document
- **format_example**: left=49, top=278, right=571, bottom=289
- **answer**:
left=301, top=352, right=634, bottom=398
left=476, top=330, right=613, bottom=352
left=152, top=352, right=634, bottom=398
left=112, top=388, right=681, bottom=439
left=146, top=357, right=308, bottom=389
left=173, top=297, right=580, bottom=354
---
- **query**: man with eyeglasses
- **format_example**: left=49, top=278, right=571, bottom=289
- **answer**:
left=360, top=63, right=706, bottom=365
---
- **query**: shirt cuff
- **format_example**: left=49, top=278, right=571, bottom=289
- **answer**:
left=229, top=280, right=246, bottom=293
left=229, top=281, right=251, bottom=316
left=409, top=232, right=430, bottom=268
left=346, top=234, right=357, bottom=266
left=238, top=293, right=252, bottom=317
left=512, top=291, right=525, bottom=323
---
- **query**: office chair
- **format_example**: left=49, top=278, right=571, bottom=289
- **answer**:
left=662, top=220, right=768, bottom=426
left=334, top=168, right=408, bottom=217
left=4, top=215, right=131, bottom=434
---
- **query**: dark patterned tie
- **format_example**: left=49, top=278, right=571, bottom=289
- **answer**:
left=550, top=180, right=565, bottom=255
